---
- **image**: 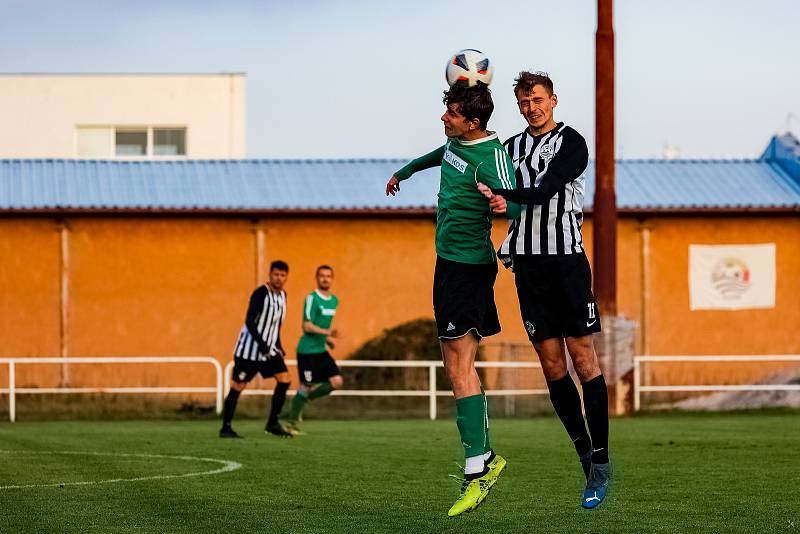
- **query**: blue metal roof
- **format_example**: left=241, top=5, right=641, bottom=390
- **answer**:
left=2, top=142, right=799, bottom=213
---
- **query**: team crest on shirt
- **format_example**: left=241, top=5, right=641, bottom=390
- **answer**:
left=539, top=144, right=554, bottom=163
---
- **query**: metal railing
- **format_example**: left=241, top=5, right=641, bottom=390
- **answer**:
left=225, top=359, right=545, bottom=420
left=0, top=357, right=223, bottom=422
left=633, top=355, right=800, bottom=411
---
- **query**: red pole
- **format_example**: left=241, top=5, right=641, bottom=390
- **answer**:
left=593, top=0, right=617, bottom=318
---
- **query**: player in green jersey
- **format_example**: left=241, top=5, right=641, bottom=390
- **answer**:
left=385, top=83, right=519, bottom=517
left=284, top=265, right=341, bottom=434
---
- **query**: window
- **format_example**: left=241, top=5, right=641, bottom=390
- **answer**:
left=153, top=128, right=186, bottom=156
left=115, top=129, right=148, bottom=156
left=76, top=126, right=188, bottom=158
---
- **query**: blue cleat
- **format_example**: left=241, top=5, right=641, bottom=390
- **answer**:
left=582, top=462, right=610, bottom=509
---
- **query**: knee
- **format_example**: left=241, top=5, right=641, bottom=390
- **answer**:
left=230, top=381, right=247, bottom=392
left=330, top=375, right=344, bottom=389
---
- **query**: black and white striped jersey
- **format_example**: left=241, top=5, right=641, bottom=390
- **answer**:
left=233, top=284, right=286, bottom=362
left=492, top=123, right=589, bottom=264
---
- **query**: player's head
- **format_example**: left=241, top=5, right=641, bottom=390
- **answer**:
left=269, top=260, right=289, bottom=289
left=441, top=83, right=494, bottom=139
left=315, top=264, right=333, bottom=291
left=513, top=71, right=557, bottom=133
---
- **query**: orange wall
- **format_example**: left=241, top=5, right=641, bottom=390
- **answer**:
left=1, top=214, right=798, bottom=391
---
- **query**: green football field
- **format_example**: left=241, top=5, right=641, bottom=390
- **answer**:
left=0, top=412, right=797, bottom=533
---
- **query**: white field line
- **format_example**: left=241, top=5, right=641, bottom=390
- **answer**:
left=0, top=450, right=242, bottom=490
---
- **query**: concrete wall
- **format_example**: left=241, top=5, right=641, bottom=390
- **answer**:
left=0, top=74, right=245, bottom=158
left=0, top=214, right=798, bottom=393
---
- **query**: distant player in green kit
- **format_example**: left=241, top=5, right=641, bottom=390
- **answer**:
left=385, top=82, right=519, bottom=517
left=284, top=265, right=341, bottom=434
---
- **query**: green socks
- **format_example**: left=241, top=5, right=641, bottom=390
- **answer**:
left=288, top=382, right=334, bottom=422
left=288, top=390, right=308, bottom=422
left=482, top=388, right=492, bottom=455
left=308, top=381, right=334, bottom=401
left=455, top=393, right=487, bottom=459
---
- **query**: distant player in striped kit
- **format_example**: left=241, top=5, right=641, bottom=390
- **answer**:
left=220, top=260, right=294, bottom=439
left=477, top=71, right=611, bottom=509
left=284, top=265, right=341, bottom=433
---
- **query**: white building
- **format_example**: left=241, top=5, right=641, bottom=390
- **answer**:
left=0, top=73, right=245, bottom=158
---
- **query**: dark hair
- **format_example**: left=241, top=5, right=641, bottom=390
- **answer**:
left=443, top=83, right=494, bottom=130
left=316, top=264, right=333, bottom=276
left=513, top=71, right=554, bottom=97
left=270, top=260, right=289, bottom=272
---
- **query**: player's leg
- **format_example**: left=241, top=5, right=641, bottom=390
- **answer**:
left=560, top=253, right=609, bottom=508
left=516, top=257, right=592, bottom=474
left=441, top=333, right=495, bottom=517
left=265, top=369, right=293, bottom=437
left=220, top=364, right=254, bottom=438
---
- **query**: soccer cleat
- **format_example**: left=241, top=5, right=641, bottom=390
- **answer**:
left=265, top=421, right=294, bottom=438
left=487, top=454, right=507, bottom=480
left=219, top=426, right=243, bottom=439
left=582, top=462, right=611, bottom=509
left=579, top=450, right=592, bottom=480
left=447, top=471, right=495, bottom=517
left=282, top=421, right=305, bottom=436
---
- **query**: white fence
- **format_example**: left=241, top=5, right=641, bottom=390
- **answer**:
left=0, top=357, right=223, bottom=423
left=633, top=355, right=800, bottom=411
left=226, top=359, right=546, bottom=420
left=0, top=357, right=545, bottom=422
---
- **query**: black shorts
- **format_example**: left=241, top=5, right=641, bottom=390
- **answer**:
left=513, top=253, right=601, bottom=342
left=297, top=351, right=341, bottom=384
left=231, top=356, right=288, bottom=383
left=433, top=256, right=501, bottom=340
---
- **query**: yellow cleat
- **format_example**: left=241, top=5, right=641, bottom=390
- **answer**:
left=487, top=454, right=507, bottom=480
left=447, top=471, right=495, bottom=517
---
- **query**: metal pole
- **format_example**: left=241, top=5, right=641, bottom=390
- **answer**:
left=633, top=358, right=640, bottom=411
left=9, top=362, right=15, bottom=423
left=593, top=0, right=617, bottom=318
left=428, top=365, right=437, bottom=420
left=214, top=360, right=223, bottom=415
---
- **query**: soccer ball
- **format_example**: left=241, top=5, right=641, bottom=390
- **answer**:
left=445, top=49, right=493, bottom=87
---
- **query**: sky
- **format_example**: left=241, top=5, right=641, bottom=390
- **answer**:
left=0, top=0, right=798, bottom=159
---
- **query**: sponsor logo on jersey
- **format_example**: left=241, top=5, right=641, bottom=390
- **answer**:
left=444, top=149, right=467, bottom=173
left=321, top=308, right=337, bottom=316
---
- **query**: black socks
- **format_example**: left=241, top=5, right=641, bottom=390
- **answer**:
left=222, top=388, right=241, bottom=427
left=582, top=374, right=610, bottom=464
left=546, top=374, right=592, bottom=458
left=268, top=382, right=290, bottom=426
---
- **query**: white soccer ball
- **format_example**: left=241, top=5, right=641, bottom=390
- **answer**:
left=445, top=49, right=494, bottom=88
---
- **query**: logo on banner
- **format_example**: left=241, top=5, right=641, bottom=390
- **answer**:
left=711, top=257, right=751, bottom=299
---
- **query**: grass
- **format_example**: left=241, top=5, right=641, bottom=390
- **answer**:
left=0, top=412, right=797, bottom=533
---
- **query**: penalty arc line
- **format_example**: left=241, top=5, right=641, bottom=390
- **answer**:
left=0, top=450, right=242, bottom=490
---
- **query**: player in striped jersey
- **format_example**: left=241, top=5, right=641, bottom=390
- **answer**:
left=477, top=71, right=611, bottom=509
left=219, top=260, right=294, bottom=439
left=386, top=83, right=518, bottom=517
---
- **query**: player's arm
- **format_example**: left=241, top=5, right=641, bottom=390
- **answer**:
left=301, top=294, right=336, bottom=336
left=489, top=132, right=589, bottom=205
left=475, top=150, right=522, bottom=219
left=386, top=145, right=445, bottom=196
left=244, top=286, right=269, bottom=353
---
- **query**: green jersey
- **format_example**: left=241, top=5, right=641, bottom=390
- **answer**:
left=296, top=290, right=339, bottom=354
left=394, top=133, right=520, bottom=264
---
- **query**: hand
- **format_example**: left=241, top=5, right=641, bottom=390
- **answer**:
left=476, top=182, right=494, bottom=200
left=386, top=176, right=401, bottom=196
left=490, top=194, right=507, bottom=214
left=326, top=338, right=336, bottom=350
left=329, top=328, right=339, bottom=338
